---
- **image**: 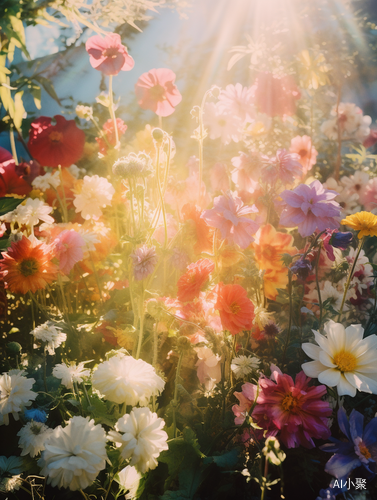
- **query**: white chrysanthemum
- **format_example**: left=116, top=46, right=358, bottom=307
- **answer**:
left=92, top=355, right=165, bottom=405
left=203, top=102, right=242, bottom=144
left=117, top=465, right=141, bottom=499
left=31, top=321, right=67, bottom=355
left=17, top=421, right=53, bottom=457
left=321, top=103, right=371, bottom=142
left=32, top=171, right=61, bottom=191
left=302, top=320, right=377, bottom=397
left=0, top=456, right=23, bottom=492
left=305, top=281, right=348, bottom=313
left=38, top=416, right=107, bottom=491
left=0, top=371, right=36, bottom=425
left=217, top=83, right=256, bottom=123
left=52, top=362, right=91, bottom=389
left=17, top=198, right=54, bottom=227
left=73, top=175, right=115, bottom=220
left=231, top=355, right=259, bottom=379
left=108, top=407, right=168, bottom=473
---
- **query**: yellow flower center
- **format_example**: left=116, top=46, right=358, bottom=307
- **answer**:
left=359, top=443, right=371, bottom=460
left=230, top=302, right=241, bottom=314
left=333, top=350, right=357, bottom=372
left=281, top=393, right=299, bottom=412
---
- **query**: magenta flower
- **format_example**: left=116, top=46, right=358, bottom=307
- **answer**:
left=261, top=149, right=302, bottom=185
left=135, top=68, right=182, bottom=117
left=131, top=245, right=158, bottom=281
left=85, top=33, right=134, bottom=76
left=201, top=192, right=259, bottom=249
left=279, top=180, right=341, bottom=237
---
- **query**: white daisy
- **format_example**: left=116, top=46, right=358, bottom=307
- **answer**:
left=0, top=371, right=36, bottom=425
left=52, top=362, right=91, bottom=389
left=231, top=355, right=259, bottom=379
left=17, top=421, right=53, bottom=457
left=31, top=321, right=67, bottom=355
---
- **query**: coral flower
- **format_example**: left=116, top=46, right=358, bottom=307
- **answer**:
left=28, top=116, right=85, bottom=168
left=215, top=283, right=254, bottom=335
left=85, top=33, right=134, bottom=76
left=177, top=258, right=214, bottom=302
left=289, top=135, right=318, bottom=175
left=201, top=192, right=259, bottom=249
left=253, top=224, right=297, bottom=271
left=0, top=236, right=58, bottom=294
left=96, top=118, right=128, bottom=155
left=254, top=72, right=301, bottom=117
left=135, top=68, right=182, bottom=117
left=341, top=211, right=377, bottom=239
left=53, top=229, right=86, bottom=274
left=181, top=203, right=213, bottom=254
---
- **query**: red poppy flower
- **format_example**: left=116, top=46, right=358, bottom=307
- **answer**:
left=215, top=283, right=254, bottom=335
left=85, top=33, right=134, bottom=76
left=254, top=72, right=300, bottom=117
left=95, top=118, right=127, bottom=155
left=177, top=258, right=214, bottom=302
left=28, top=115, right=86, bottom=168
left=181, top=203, right=212, bottom=254
left=135, top=68, right=182, bottom=117
left=0, top=147, right=33, bottom=196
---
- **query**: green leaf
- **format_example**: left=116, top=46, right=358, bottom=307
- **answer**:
left=0, top=239, right=10, bottom=251
left=203, top=449, right=239, bottom=469
left=0, top=197, right=23, bottom=216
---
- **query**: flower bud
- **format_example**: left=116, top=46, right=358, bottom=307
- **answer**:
left=152, top=128, right=164, bottom=143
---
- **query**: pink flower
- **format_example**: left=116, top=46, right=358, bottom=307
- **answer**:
left=54, top=230, right=85, bottom=274
left=135, top=68, right=182, bottom=117
left=85, top=33, right=134, bottom=76
left=131, top=245, right=158, bottom=281
left=363, top=129, right=377, bottom=149
left=195, top=346, right=221, bottom=390
left=201, top=192, right=259, bottom=248
left=359, top=177, right=377, bottom=212
left=217, top=83, right=255, bottom=123
left=261, top=149, right=302, bottom=185
left=279, top=180, right=341, bottom=237
left=231, top=152, right=261, bottom=193
left=254, top=72, right=300, bottom=117
left=289, top=135, right=318, bottom=175
left=210, top=163, right=229, bottom=193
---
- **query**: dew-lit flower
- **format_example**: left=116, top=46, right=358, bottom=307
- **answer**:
left=321, top=408, right=377, bottom=480
left=92, top=355, right=165, bottom=406
left=231, top=355, right=259, bottom=379
left=177, top=258, right=214, bottom=302
left=17, top=421, right=53, bottom=457
left=302, top=321, right=377, bottom=397
left=289, top=135, right=318, bottom=175
left=73, top=175, right=115, bottom=220
left=0, top=370, right=36, bottom=425
left=280, top=180, right=341, bottom=237
left=195, top=346, right=221, bottom=390
left=0, top=236, right=58, bottom=294
left=341, top=211, right=377, bottom=239
left=215, top=283, right=254, bottom=335
left=85, top=33, right=134, bottom=76
left=38, top=416, right=107, bottom=490
left=135, top=68, right=182, bottom=117
left=201, top=192, right=259, bottom=248
left=0, top=456, right=22, bottom=492
left=108, top=407, right=168, bottom=473
left=52, top=362, right=91, bottom=389
left=217, top=83, right=256, bottom=123
left=28, top=115, right=85, bottom=168
left=131, top=245, right=158, bottom=281
left=53, top=229, right=86, bottom=274
left=31, top=321, right=67, bottom=355
left=253, top=224, right=297, bottom=271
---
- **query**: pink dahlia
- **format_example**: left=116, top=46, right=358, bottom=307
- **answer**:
left=85, top=33, right=134, bottom=76
left=131, top=245, right=158, bottom=281
left=201, top=192, right=259, bottom=249
left=54, top=229, right=86, bottom=275
left=261, top=149, right=302, bottom=185
left=279, top=180, right=341, bottom=237
left=135, top=68, right=182, bottom=117
left=233, top=368, right=332, bottom=448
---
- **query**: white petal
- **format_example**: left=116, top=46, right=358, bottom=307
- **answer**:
left=344, top=324, right=364, bottom=351
left=302, top=343, right=321, bottom=361
left=319, top=351, right=336, bottom=368
left=302, top=360, right=326, bottom=378
left=355, top=349, right=377, bottom=367
left=338, top=373, right=357, bottom=397
left=318, top=368, right=341, bottom=387
left=314, top=331, right=333, bottom=356
left=326, top=322, right=346, bottom=351
left=353, top=335, right=377, bottom=358
left=345, top=372, right=377, bottom=394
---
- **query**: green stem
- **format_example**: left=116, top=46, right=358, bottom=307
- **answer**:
left=128, top=180, right=137, bottom=237
left=173, top=351, right=184, bottom=438
left=337, top=237, right=365, bottom=321
left=155, top=145, right=168, bottom=248
left=108, top=75, right=119, bottom=148
left=135, top=286, right=145, bottom=360
left=43, top=347, right=48, bottom=392
left=9, top=125, right=18, bottom=164
left=315, top=245, right=323, bottom=329
left=281, top=271, right=293, bottom=366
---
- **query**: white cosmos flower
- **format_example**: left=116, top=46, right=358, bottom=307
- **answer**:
left=231, top=355, right=259, bottom=379
left=108, top=407, right=168, bottom=473
left=17, top=421, right=53, bottom=457
left=73, top=175, right=115, bottom=220
left=38, top=416, right=107, bottom=491
left=0, top=371, right=37, bottom=425
left=117, top=465, right=141, bottom=499
left=92, top=354, right=165, bottom=405
left=302, top=320, right=377, bottom=397
left=17, top=198, right=54, bottom=227
left=52, top=362, right=91, bottom=389
left=31, top=321, right=67, bottom=355
left=32, top=171, right=61, bottom=191
left=203, top=102, right=243, bottom=144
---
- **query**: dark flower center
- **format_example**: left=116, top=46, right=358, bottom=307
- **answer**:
left=49, top=131, right=63, bottom=143
left=102, top=48, right=119, bottom=59
left=230, top=302, right=241, bottom=314
left=19, top=258, right=39, bottom=277
left=281, top=393, right=299, bottom=412
left=298, top=149, right=308, bottom=158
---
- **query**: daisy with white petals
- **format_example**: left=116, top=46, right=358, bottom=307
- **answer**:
left=231, top=355, right=260, bottom=379
left=92, top=354, right=165, bottom=405
left=31, top=321, right=67, bottom=355
left=52, top=362, right=91, bottom=389
left=17, top=421, right=53, bottom=457
left=38, top=416, right=107, bottom=491
left=0, top=370, right=36, bottom=425
left=108, top=407, right=168, bottom=473
left=302, top=320, right=377, bottom=397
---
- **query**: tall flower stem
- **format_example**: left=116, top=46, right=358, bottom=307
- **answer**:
left=9, top=125, right=18, bottom=164
left=108, top=75, right=119, bottom=148
left=43, top=347, right=48, bottom=392
left=337, top=237, right=365, bottom=321
left=155, top=144, right=168, bottom=248
left=128, top=180, right=137, bottom=237
left=315, top=245, right=323, bottom=329
left=135, top=285, right=145, bottom=360
left=173, top=351, right=184, bottom=438
left=281, top=271, right=293, bottom=367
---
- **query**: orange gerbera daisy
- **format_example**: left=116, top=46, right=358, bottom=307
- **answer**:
left=215, top=283, right=254, bottom=335
left=253, top=224, right=297, bottom=271
left=0, top=236, right=58, bottom=294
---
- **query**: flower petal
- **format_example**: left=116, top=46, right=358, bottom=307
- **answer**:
left=318, top=368, right=341, bottom=387
left=319, top=350, right=336, bottom=368
left=301, top=343, right=321, bottom=361
left=338, top=373, right=357, bottom=397
left=301, top=360, right=326, bottom=378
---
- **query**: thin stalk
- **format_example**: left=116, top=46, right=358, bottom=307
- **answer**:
left=315, top=246, right=323, bottom=329
left=128, top=180, right=137, bottom=237
left=58, top=166, right=68, bottom=220
left=173, top=351, right=184, bottom=438
left=43, top=347, right=48, bottom=392
left=155, top=145, right=168, bottom=248
left=281, top=271, right=293, bottom=366
left=108, top=75, right=119, bottom=148
left=9, top=126, right=18, bottom=164
left=89, top=252, right=105, bottom=306
left=338, top=237, right=365, bottom=321
left=135, top=286, right=145, bottom=360
left=334, top=85, right=342, bottom=181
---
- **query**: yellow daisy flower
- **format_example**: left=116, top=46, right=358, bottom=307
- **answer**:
left=341, top=211, right=377, bottom=239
